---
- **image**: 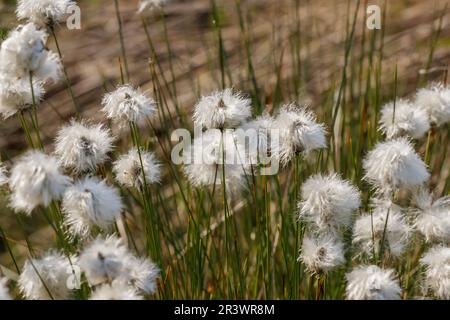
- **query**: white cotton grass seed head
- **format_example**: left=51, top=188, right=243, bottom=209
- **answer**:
left=101, top=85, right=157, bottom=127
left=379, top=99, right=430, bottom=140
left=0, top=162, right=8, bottom=186
left=62, top=177, right=123, bottom=239
left=0, top=23, right=62, bottom=82
left=16, top=0, right=75, bottom=27
left=272, top=104, right=327, bottom=166
left=125, top=256, right=160, bottom=294
left=90, top=281, right=143, bottom=300
left=352, top=198, right=411, bottom=258
left=18, top=251, right=76, bottom=300
left=415, top=83, right=450, bottom=126
left=193, top=88, right=252, bottom=130
left=299, top=234, right=345, bottom=274
left=113, top=148, right=161, bottom=189
left=54, top=120, right=114, bottom=173
left=420, top=246, right=450, bottom=299
left=9, top=150, right=71, bottom=214
left=298, top=173, right=361, bottom=232
left=0, top=278, right=11, bottom=300
left=345, top=265, right=401, bottom=300
left=183, top=129, right=250, bottom=192
left=138, top=0, right=168, bottom=15
left=363, top=138, right=429, bottom=193
left=412, top=188, right=450, bottom=244
left=0, top=73, right=44, bottom=119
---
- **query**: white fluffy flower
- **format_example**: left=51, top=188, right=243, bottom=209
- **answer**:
left=0, top=162, right=8, bottom=186
left=379, top=99, right=430, bottom=139
left=298, top=174, right=360, bottom=232
left=420, top=246, right=450, bottom=299
left=62, top=177, right=123, bottom=238
left=102, top=85, right=157, bottom=127
left=16, top=0, right=75, bottom=27
left=54, top=120, right=114, bottom=173
left=352, top=199, right=411, bottom=257
left=0, top=278, right=11, bottom=300
left=18, top=251, right=76, bottom=300
left=9, top=150, right=72, bottom=214
left=138, top=0, right=167, bottom=14
left=271, top=104, right=327, bottom=165
left=415, top=84, right=450, bottom=126
left=299, top=234, right=345, bottom=274
left=412, top=188, right=450, bottom=243
left=193, top=88, right=252, bottom=130
left=0, top=73, right=44, bottom=119
left=345, top=265, right=401, bottom=300
left=0, top=23, right=62, bottom=82
left=113, top=148, right=161, bottom=189
left=90, top=281, right=143, bottom=300
left=183, top=129, right=250, bottom=192
left=363, top=138, right=429, bottom=193
left=79, top=236, right=159, bottom=294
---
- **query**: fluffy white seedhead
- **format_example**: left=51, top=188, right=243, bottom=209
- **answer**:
left=18, top=251, right=76, bottom=300
left=138, top=0, right=168, bottom=15
left=299, top=234, right=345, bottom=274
left=379, top=99, right=430, bottom=139
left=90, top=281, right=143, bottom=300
left=101, top=85, right=156, bottom=127
left=79, top=236, right=160, bottom=294
left=420, top=246, right=450, bottom=299
left=113, top=148, right=161, bottom=189
left=238, top=113, right=275, bottom=165
left=9, top=150, right=72, bottom=214
left=298, top=174, right=361, bottom=232
left=183, top=129, right=250, bottom=192
left=0, top=23, right=62, bottom=82
left=363, top=138, right=429, bottom=193
left=0, top=162, right=8, bottom=186
left=345, top=265, right=401, bottom=300
left=0, top=73, right=44, bottom=119
left=193, top=88, right=252, bottom=130
left=16, top=0, right=75, bottom=27
left=412, top=188, right=450, bottom=243
left=271, top=104, right=327, bottom=165
left=352, top=199, right=411, bottom=257
left=54, top=120, right=114, bottom=173
left=415, top=83, right=450, bottom=126
left=62, top=177, right=123, bottom=238
left=0, top=278, right=11, bottom=300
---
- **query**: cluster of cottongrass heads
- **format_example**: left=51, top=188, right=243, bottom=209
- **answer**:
left=0, top=0, right=449, bottom=301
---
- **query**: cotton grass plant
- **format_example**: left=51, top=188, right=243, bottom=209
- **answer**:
left=0, top=0, right=449, bottom=301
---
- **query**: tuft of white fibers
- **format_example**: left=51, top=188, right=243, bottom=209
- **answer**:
left=420, top=246, right=450, bottom=299
left=415, top=83, right=450, bottom=126
left=0, top=278, right=11, bottom=300
left=298, top=173, right=361, bottom=232
left=9, top=150, right=72, bottom=214
left=379, top=99, right=430, bottom=140
left=54, top=120, right=114, bottom=173
left=238, top=113, right=275, bottom=165
left=183, top=129, right=250, bottom=192
left=193, top=88, right=252, bottom=130
left=113, top=147, right=161, bottom=189
left=79, top=236, right=160, bottom=294
left=299, top=233, right=345, bottom=274
left=352, top=198, right=411, bottom=257
left=138, top=0, right=167, bottom=15
left=412, top=188, right=450, bottom=243
left=101, top=85, right=157, bottom=127
left=90, top=281, right=143, bottom=300
left=0, top=73, right=44, bottom=119
left=18, top=251, right=77, bottom=300
left=0, top=23, right=62, bottom=82
left=345, top=265, right=401, bottom=300
left=0, top=162, right=8, bottom=186
left=363, top=138, right=429, bottom=193
left=62, top=177, right=123, bottom=239
left=16, top=0, right=75, bottom=27
left=271, top=104, right=327, bottom=166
